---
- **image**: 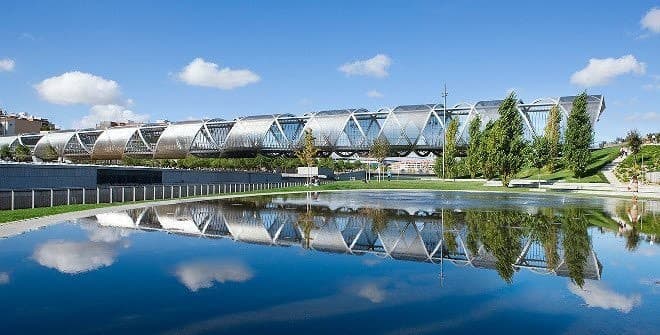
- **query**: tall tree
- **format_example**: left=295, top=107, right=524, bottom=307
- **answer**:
left=369, top=136, right=390, bottom=182
left=626, top=129, right=642, bottom=156
left=479, top=121, right=498, bottom=179
left=544, top=104, right=562, bottom=171
left=295, top=129, right=319, bottom=184
left=493, top=92, right=526, bottom=187
left=465, top=115, right=482, bottom=178
left=527, top=136, right=549, bottom=187
left=564, top=92, right=593, bottom=178
left=435, top=118, right=459, bottom=179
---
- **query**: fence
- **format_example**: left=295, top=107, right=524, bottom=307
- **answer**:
left=0, top=180, right=320, bottom=211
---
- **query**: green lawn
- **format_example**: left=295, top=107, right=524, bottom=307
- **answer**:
left=614, top=145, right=660, bottom=182
left=516, top=146, right=620, bottom=183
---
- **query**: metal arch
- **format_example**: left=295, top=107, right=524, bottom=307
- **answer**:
left=91, top=126, right=141, bottom=160
left=153, top=121, right=205, bottom=159
left=33, top=131, right=78, bottom=160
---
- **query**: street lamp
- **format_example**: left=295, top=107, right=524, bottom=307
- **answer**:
left=441, top=84, right=448, bottom=180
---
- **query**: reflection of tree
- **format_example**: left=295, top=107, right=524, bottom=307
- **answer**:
left=561, top=207, right=591, bottom=288
left=531, top=209, right=560, bottom=270
left=297, top=207, right=317, bottom=249
left=443, top=210, right=458, bottom=254
left=363, top=208, right=388, bottom=235
left=465, top=210, right=481, bottom=256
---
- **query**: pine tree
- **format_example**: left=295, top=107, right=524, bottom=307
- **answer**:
left=564, top=92, right=593, bottom=178
left=465, top=115, right=482, bottom=178
left=493, top=92, right=526, bottom=187
left=544, top=105, right=562, bottom=171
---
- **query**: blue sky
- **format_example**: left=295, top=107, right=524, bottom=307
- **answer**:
left=0, top=0, right=658, bottom=141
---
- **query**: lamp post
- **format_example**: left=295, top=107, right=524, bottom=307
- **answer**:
left=441, top=84, right=448, bottom=180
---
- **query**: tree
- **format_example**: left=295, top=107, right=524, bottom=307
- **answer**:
left=544, top=105, right=562, bottom=171
left=13, top=144, right=32, bottom=162
left=42, top=144, right=59, bottom=162
left=369, top=136, right=390, bottom=182
left=626, top=130, right=642, bottom=156
left=493, top=92, right=526, bottom=187
left=527, top=136, right=549, bottom=187
left=479, top=121, right=498, bottom=179
left=443, top=118, right=459, bottom=179
left=295, top=129, right=319, bottom=184
left=564, top=92, right=593, bottom=178
left=0, top=145, right=11, bottom=160
left=465, top=115, right=482, bottom=178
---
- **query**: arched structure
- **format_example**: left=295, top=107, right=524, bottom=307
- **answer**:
left=5, top=94, right=605, bottom=160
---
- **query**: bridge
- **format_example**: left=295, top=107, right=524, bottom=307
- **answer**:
left=0, top=95, right=605, bottom=160
left=84, top=198, right=603, bottom=281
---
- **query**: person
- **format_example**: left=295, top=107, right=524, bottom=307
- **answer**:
left=387, top=170, right=392, bottom=181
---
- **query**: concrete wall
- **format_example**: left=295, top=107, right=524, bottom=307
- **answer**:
left=0, top=164, right=97, bottom=189
left=162, top=170, right=283, bottom=184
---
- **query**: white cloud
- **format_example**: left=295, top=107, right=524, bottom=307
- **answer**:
left=570, top=55, right=646, bottom=87
left=32, top=241, right=116, bottom=274
left=177, top=58, right=260, bottom=90
left=174, top=260, right=253, bottom=292
left=624, top=111, right=660, bottom=122
left=339, top=54, right=392, bottom=78
left=366, top=90, right=384, bottom=98
left=0, top=58, right=15, bottom=72
left=74, top=104, right=149, bottom=129
left=641, top=7, right=660, bottom=34
left=35, top=71, right=121, bottom=105
left=0, top=272, right=9, bottom=284
left=569, top=281, right=641, bottom=313
left=356, top=283, right=386, bottom=303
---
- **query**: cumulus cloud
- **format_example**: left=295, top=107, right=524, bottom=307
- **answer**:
left=0, top=58, right=15, bottom=72
left=641, top=7, right=660, bottom=34
left=624, top=111, right=660, bottom=122
left=73, top=104, right=149, bottom=129
left=32, top=241, right=117, bottom=274
left=569, top=281, right=642, bottom=313
left=339, top=54, right=391, bottom=78
left=356, top=283, right=386, bottom=303
left=177, top=58, right=260, bottom=90
left=366, top=90, right=384, bottom=98
left=0, top=272, right=9, bottom=284
left=35, top=71, right=121, bottom=105
left=570, top=55, right=646, bottom=87
left=174, top=260, right=253, bottom=292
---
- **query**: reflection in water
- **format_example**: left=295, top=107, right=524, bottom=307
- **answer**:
left=32, top=241, right=117, bottom=274
left=174, top=260, right=254, bottom=292
left=78, top=193, right=623, bottom=285
left=0, top=272, right=9, bottom=285
left=568, top=281, right=642, bottom=313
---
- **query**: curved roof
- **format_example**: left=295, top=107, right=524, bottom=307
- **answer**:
left=154, top=121, right=205, bottom=159
left=91, top=127, right=141, bottom=160
left=33, top=131, right=77, bottom=160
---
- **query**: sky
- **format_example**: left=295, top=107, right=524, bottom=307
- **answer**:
left=0, top=0, right=659, bottom=141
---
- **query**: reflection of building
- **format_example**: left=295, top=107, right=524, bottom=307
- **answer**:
left=83, top=199, right=603, bottom=281
left=389, top=159, right=434, bottom=174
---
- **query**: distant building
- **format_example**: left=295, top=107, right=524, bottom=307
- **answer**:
left=389, top=159, right=434, bottom=175
left=96, top=120, right=139, bottom=129
left=0, top=110, right=56, bottom=136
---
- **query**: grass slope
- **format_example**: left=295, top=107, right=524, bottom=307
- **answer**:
left=614, top=145, right=660, bottom=182
left=516, top=146, right=620, bottom=183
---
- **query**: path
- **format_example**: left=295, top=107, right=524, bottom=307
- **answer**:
left=601, top=155, right=626, bottom=190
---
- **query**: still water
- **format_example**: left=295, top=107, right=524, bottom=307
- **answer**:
left=0, top=191, right=658, bottom=334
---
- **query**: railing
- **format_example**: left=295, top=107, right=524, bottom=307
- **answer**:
left=0, top=180, right=325, bottom=211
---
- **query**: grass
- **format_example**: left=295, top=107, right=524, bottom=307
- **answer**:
left=516, top=146, right=620, bottom=183
left=614, top=145, right=660, bottom=183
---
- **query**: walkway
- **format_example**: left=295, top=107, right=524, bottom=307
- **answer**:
left=601, top=155, right=626, bottom=190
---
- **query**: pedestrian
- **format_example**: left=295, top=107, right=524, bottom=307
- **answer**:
left=628, top=174, right=639, bottom=198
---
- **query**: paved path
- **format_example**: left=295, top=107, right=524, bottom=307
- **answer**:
left=601, top=155, right=626, bottom=190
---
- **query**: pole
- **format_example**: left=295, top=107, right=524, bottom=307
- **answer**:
left=442, top=84, right=448, bottom=181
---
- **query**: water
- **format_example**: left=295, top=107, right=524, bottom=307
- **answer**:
left=0, top=191, right=658, bottom=334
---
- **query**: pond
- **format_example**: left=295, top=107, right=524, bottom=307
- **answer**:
left=0, top=191, right=658, bottom=334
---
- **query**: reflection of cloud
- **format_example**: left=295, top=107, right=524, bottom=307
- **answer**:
left=357, top=283, right=386, bottom=303
left=32, top=241, right=116, bottom=274
left=174, top=261, right=253, bottom=292
left=82, top=225, right=131, bottom=244
left=569, top=281, right=641, bottom=313
left=0, top=272, right=9, bottom=284
left=362, top=258, right=382, bottom=267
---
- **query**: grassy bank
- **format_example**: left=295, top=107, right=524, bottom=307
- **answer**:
left=615, top=145, right=660, bottom=183
left=516, top=146, right=620, bottom=183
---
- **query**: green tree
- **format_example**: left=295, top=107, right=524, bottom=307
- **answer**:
left=527, top=136, right=549, bottom=187
left=42, top=144, right=59, bottom=162
left=544, top=105, right=562, bottom=171
left=443, top=118, right=459, bottom=179
left=625, top=129, right=642, bottom=156
left=295, top=129, right=319, bottom=184
left=369, top=136, right=390, bottom=182
left=493, top=92, right=526, bottom=187
left=465, top=115, right=482, bottom=178
left=13, top=144, right=32, bottom=162
left=564, top=92, right=593, bottom=178
left=0, top=144, right=11, bottom=160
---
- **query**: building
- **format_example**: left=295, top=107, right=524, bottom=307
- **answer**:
left=389, top=159, right=435, bottom=175
left=0, top=110, right=55, bottom=136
